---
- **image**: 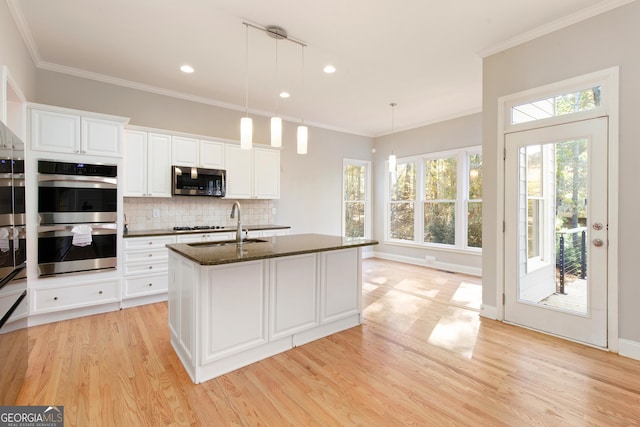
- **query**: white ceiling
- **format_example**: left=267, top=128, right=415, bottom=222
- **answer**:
left=7, top=0, right=631, bottom=137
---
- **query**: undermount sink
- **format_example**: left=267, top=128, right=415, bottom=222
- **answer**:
left=187, top=238, right=268, bottom=248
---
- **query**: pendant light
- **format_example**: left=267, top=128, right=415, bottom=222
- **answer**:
left=240, top=24, right=253, bottom=150
left=297, top=44, right=308, bottom=154
left=388, top=102, right=397, bottom=172
left=270, top=28, right=283, bottom=148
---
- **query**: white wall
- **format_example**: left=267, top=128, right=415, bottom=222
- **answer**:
left=372, top=113, right=483, bottom=274
left=483, top=1, right=640, bottom=344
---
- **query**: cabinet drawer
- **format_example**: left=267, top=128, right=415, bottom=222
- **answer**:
left=34, top=279, right=120, bottom=313
left=124, top=274, right=168, bottom=298
left=124, top=261, right=168, bottom=276
left=124, top=236, right=175, bottom=250
left=123, top=248, right=168, bottom=263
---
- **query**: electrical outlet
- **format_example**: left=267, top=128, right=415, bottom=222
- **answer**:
left=424, top=255, right=436, bottom=264
left=152, top=208, right=160, bottom=218
left=272, top=207, right=276, bottom=215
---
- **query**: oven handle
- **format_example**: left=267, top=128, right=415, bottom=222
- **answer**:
left=38, top=223, right=117, bottom=237
left=38, top=174, right=117, bottom=188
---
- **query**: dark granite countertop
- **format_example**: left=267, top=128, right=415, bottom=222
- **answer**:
left=166, top=233, right=378, bottom=266
left=123, top=224, right=291, bottom=238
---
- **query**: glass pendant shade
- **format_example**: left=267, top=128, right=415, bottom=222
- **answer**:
left=240, top=117, right=253, bottom=149
left=271, top=117, right=282, bottom=147
left=297, top=125, right=308, bottom=154
left=388, top=153, right=396, bottom=172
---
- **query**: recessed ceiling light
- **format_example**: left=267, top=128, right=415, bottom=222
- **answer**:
left=279, top=91, right=290, bottom=98
left=180, top=65, right=194, bottom=73
left=323, top=65, right=336, bottom=74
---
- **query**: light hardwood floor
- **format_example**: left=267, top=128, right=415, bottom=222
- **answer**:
left=16, top=258, right=640, bottom=426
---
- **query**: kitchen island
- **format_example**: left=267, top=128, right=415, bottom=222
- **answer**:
left=166, top=233, right=377, bottom=384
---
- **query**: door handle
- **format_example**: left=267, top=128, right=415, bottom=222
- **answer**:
left=593, top=238, right=604, bottom=247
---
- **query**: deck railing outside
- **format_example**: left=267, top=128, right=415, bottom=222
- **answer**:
left=556, top=227, right=587, bottom=294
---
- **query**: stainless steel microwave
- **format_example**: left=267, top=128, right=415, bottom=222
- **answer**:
left=172, top=166, right=226, bottom=197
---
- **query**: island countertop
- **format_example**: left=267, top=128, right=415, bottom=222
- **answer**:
left=166, top=233, right=378, bottom=266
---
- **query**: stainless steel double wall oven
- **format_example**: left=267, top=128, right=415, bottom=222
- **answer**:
left=37, top=160, right=118, bottom=276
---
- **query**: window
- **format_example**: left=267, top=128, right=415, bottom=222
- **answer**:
left=511, top=86, right=601, bottom=125
left=343, top=159, right=371, bottom=239
left=386, top=147, right=482, bottom=251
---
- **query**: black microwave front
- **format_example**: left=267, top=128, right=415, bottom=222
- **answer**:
left=172, top=166, right=226, bottom=197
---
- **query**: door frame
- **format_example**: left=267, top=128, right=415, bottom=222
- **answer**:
left=495, top=67, right=619, bottom=351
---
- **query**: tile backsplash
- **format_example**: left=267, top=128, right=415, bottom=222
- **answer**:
left=124, top=197, right=274, bottom=231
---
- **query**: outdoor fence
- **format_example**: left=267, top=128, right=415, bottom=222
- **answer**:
left=556, top=227, right=587, bottom=294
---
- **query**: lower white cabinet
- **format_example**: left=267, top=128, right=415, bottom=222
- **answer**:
left=123, top=235, right=176, bottom=301
left=176, top=232, right=233, bottom=244
left=168, top=246, right=361, bottom=383
left=33, top=278, right=121, bottom=314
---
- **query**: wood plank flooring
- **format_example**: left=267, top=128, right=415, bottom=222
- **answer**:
left=16, top=258, right=640, bottom=426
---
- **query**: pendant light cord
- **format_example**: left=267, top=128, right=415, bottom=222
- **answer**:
left=300, top=44, right=305, bottom=124
left=244, top=24, right=249, bottom=117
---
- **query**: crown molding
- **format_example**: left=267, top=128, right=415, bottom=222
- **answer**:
left=477, top=0, right=636, bottom=58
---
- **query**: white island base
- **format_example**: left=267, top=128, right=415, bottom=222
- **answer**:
left=168, top=247, right=363, bottom=384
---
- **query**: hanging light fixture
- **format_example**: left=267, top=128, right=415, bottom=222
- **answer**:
left=267, top=26, right=285, bottom=148
left=240, top=23, right=253, bottom=150
left=388, top=102, right=397, bottom=172
left=297, top=44, right=308, bottom=155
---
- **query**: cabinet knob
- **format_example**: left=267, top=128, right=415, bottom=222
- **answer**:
left=99, top=290, right=103, bottom=295
left=149, top=266, right=153, bottom=269
left=53, top=296, right=58, bottom=301
left=148, top=283, right=153, bottom=287
left=148, top=253, right=153, bottom=257
left=148, top=242, right=153, bottom=245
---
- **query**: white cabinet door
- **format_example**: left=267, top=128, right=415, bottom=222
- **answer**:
left=321, top=249, right=360, bottom=323
left=147, top=133, right=172, bottom=197
left=199, top=140, right=225, bottom=169
left=254, top=147, right=280, bottom=199
left=202, top=261, right=267, bottom=362
left=269, top=254, right=318, bottom=340
left=224, top=145, right=253, bottom=199
left=172, top=136, right=199, bottom=167
left=31, top=109, right=80, bottom=153
left=81, top=117, right=122, bottom=157
left=123, top=130, right=148, bottom=196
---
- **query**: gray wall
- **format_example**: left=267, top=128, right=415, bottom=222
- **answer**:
left=483, top=1, right=640, bottom=342
left=373, top=113, right=483, bottom=270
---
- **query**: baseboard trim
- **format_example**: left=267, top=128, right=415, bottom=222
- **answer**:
left=479, top=304, right=499, bottom=320
left=618, top=338, right=640, bottom=361
left=371, top=251, right=482, bottom=277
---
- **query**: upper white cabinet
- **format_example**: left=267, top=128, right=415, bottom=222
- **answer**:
left=172, top=136, right=225, bottom=169
left=225, top=145, right=280, bottom=199
left=254, top=147, right=280, bottom=199
left=124, top=130, right=172, bottom=197
left=30, top=107, right=127, bottom=157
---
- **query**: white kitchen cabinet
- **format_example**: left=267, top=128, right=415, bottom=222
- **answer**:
left=124, top=130, right=172, bottom=197
left=269, top=254, right=318, bottom=340
left=122, top=235, right=176, bottom=303
left=32, top=278, right=121, bottom=314
left=172, top=137, right=225, bottom=170
left=199, top=140, right=225, bottom=169
left=225, top=145, right=280, bottom=199
left=176, top=232, right=234, bottom=244
left=224, top=144, right=253, bottom=198
left=254, top=147, right=280, bottom=199
left=320, top=249, right=360, bottom=324
left=172, top=136, right=199, bottom=167
left=30, top=108, right=126, bottom=157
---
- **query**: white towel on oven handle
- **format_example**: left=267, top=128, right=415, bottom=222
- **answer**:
left=71, top=224, right=93, bottom=247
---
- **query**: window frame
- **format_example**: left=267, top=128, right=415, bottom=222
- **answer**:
left=342, top=158, right=372, bottom=239
left=385, top=146, right=482, bottom=253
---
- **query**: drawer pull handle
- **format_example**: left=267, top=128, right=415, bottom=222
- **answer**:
left=149, top=242, right=153, bottom=245
left=149, top=266, right=153, bottom=269
left=149, top=254, right=153, bottom=257
left=148, top=283, right=153, bottom=287
left=99, top=290, right=103, bottom=295
left=53, top=296, right=58, bottom=301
